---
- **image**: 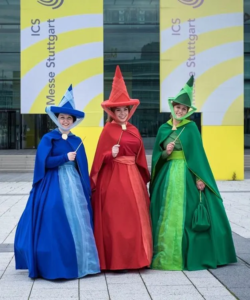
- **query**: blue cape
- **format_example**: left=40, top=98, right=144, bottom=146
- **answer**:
left=33, top=130, right=92, bottom=215
left=14, top=130, right=93, bottom=279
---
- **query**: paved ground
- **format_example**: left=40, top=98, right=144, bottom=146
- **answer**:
left=0, top=150, right=36, bottom=155
left=0, top=173, right=249, bottom=300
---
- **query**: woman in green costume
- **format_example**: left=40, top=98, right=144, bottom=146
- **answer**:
left=150, top=75, right=237, bottom=271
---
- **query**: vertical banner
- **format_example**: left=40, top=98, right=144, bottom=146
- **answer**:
left=160, top=0, right=243, bottom=124
left=21, top=0, right=104, bottom=167
left=21, top=0, right=103, bottom=127
left=160, top=0, right=244, bottom=179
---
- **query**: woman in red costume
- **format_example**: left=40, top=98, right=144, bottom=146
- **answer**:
left=90, top=66, right=152, bottom=271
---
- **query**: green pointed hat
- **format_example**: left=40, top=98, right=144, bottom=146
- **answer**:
left=168, top=75, right=197, bottom=121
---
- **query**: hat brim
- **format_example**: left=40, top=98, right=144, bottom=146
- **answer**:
left=169, top=97, right=192, bottom=108
left=101, top=99, right=140, bottom=123
left=168, top=98, right=197, bottom=121
left=101, top=99, right=140, bottom=108
left=50, top=106, right=85, bottom=118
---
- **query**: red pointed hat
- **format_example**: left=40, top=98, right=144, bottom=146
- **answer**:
left=101, top=65, right=140, bottom=122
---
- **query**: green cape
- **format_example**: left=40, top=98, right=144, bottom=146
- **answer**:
left=150, top=120, right=236, bottom=270
left=150, top=120, right=221, bottom=199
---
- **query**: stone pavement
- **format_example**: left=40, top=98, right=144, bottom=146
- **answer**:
left=0, top=173, right=249, bottom=300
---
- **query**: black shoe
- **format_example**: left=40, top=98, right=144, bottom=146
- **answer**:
left=113, top=269, right=128, bottom=273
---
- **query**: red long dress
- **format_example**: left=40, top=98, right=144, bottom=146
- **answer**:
left=90, top=122, right=152, bottom=270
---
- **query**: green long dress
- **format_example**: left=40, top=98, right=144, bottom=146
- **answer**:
left=150, top=119, right=237, bottom=271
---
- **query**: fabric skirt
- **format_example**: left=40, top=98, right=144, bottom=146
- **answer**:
left=150, top=158, right=237, bottom=271
left=58, top=161, right=100, bottom=278
left=92, top=156, right=153, bottom=270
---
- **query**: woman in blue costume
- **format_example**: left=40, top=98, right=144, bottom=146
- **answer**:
left=14, top=85, right=100, bottom=279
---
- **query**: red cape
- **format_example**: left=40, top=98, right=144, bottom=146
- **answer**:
left=90, top=122, right=152, bottom=270
left=90, top=122, right=150, bottom=191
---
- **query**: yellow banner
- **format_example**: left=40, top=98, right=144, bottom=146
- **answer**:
left=160, top=0, right=243, bottom=126
left=21, top=0, right=103, bottom=127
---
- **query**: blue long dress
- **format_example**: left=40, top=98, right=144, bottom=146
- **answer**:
left=14, top=129, right=100, bottom=279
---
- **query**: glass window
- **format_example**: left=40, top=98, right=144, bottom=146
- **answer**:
left=36, top=114, right=56, bottom=146
left=21, top=114, right=57, bottom=149
left=104, top=25, right=159, bottom=53
left=0, top=1, right=20, bottom=149
left=0, top=1, right=20, bottom=24
left=104, top=0, right=159, bottom=25
left=0, top=110, right=17, bottom=149
left=0, top=25, right=20, bottom=52
left=104, top=0, right=161, bottom=149
left=0, top=53, right=20, bottom=80
left=0, top=80, right=20, bottom=109
left=104, top=56, right=159, bottom=110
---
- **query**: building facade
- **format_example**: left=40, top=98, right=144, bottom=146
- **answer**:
left=0, top=0, right=248, bottom=153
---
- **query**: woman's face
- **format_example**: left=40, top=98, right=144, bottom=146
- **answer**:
left=173, top=104, right=188, bottom=119
left=58, top=113, right=74, bottom=128
left=114, top=106, right=129, bottom=123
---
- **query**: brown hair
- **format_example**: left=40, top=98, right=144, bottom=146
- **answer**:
left=172, top=101, right=189, bottom=109
left=106, top=106, right=131, bottom=123
left=170, top=102, right=189, bottom=120
left=55, top=113, right=76, bottom=122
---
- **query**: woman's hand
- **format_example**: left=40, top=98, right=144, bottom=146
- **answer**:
left=166, top=142, right=175, bottom=155
left=112, top=144, right=120, bottom=158
left=196, top=180, right=205, bottom=191
left=67, top=152, right=76, bottom=161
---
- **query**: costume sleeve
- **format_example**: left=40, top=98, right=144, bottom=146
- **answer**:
left=161, top=132, right=182, bottom=160
left=160, top=139, right=167, bottom=160
left=150, top=124, right=172, bottom=193
left=162, top=152, right=168, bottom=160
left=45, top=154, right=69, bottom=168
left=103, top=150, right=113, bottom=164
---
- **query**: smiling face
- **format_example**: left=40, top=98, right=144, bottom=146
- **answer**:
left=114, top=106, right=129, bottom=124
left=173, top=104, right=188, bottom=119
left=57, top=113, right=74, bottom=129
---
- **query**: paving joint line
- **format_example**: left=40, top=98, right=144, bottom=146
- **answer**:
left=0, top=253, right=14, bottom=280
left=0, top=194, right=29, bottom=196
left=138, top=270, right=153, bottom=300
left=182, top=271, right=205, bottom=299
left=78, top=278, right=80, bottom=300
left=230, top=221, right=249, bottom=231
left=0, top=187, right=26, bottom=194
left=0, top=197, right=25, bottom=218
left=207, top=269, right=239, bottom=299
left=0, top=243, right=14, bottom=253
left=104, top=272, right=111, bottom=300
left=28, top=279, right=35, bottom=300
left=0, top=197, right=11, bottom=206
left=2, top=225, right=17, bottom=244
left=236, top=256, right=250, bottom=269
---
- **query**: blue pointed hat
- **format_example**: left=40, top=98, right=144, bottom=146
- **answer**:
left=45, top=85, right=85, bottom=131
